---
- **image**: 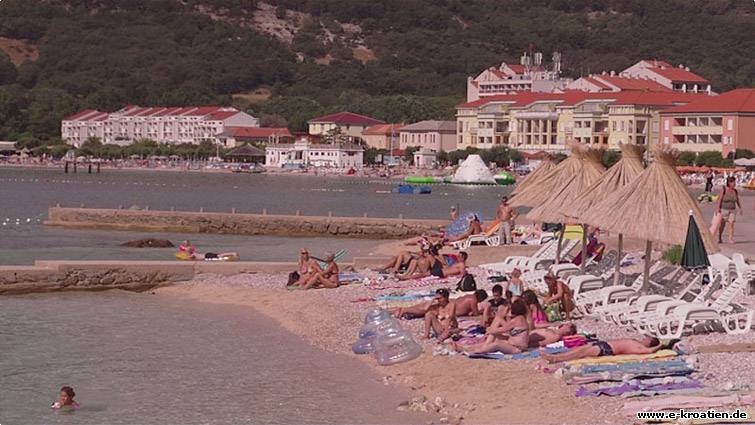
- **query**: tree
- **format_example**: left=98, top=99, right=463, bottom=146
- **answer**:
left=363, top=147, right=387, bottom=164
left=732, top=149, right=754, bottom=159
left=602, top=150, right=621, bottom=168
left=696, top=151, right=725, bottom=167
left=50, top=144, right=72, bottom=158
left=259, top=114, right=288, bottom=128
left=0, top=52, right=18, bottom=85
left=404, top=146, right=420, bottom=164
left=677, top=151, right=697, bottom=166
left=76, top=137, right=103, bottom=157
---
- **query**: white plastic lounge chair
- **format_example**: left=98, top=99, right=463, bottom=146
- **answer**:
left=732, top=253, right=754, bottom=285
left=451, top=222, right=501, bottom=250
left=574, top=274, right=646, bottom=316
left=481, top=239, right=579, bottom=275
left=642, top=278, right=753, bottom=339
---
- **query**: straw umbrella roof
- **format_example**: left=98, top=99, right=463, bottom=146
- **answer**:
left=511, top=156, right=555, bottom=196
left=563, top=144, right=645, bottom=222
left=524, top=146, right=606, bottom=223
left=581, top=146, right=719, bottom=253
left=510, top=144, right=590, bottom=209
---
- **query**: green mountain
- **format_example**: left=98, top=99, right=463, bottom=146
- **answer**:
left=0, top=0, right=753, bottom=144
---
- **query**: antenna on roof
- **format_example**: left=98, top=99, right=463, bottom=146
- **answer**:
left=552, top=52, right=562, bottom=74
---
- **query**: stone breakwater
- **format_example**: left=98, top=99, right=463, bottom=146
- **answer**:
left=45, top=207, right=447, bottom=239
left=0, top=260, right=312, bottom=295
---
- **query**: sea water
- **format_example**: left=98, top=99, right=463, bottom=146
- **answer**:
left=0, top=291, right=432, bottom=424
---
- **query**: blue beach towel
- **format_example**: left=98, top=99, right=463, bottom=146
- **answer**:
left=468, top=346, right=567, bottom=360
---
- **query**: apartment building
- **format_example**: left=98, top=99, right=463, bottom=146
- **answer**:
left=566, top=73, right=672, bottom=93
left=307, top=111, right=384, bottom=141
left=361, top=124, right=403, bottom=150
left=399, top=121, right=457, bottom=152
left=620, top=60, right=711, bottom=94
left=216, top=127, right=293, bottom=148
left=660, top=88, right=755, bottom=157
left=61, top=105, right=259, bottom=147
left=265, top=139, right=364, bottom=169
left=466, top=52, right=570, bottom=102
left=456, top=91, right=708, bottom=152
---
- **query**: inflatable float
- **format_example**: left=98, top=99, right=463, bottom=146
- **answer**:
left=744, top=178, right=755, bottom=190
left=392, top=184, right=432, bottom=194
left=175, top=252, right=239, bottom=261
left=494, top=171, right=516, bottom=186
left=404, top=176, right=443, bottom=184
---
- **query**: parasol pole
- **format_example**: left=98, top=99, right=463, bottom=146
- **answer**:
left=580, top=224, right=588, bottom=273
left=613, top=233, right=623, bottom=286
left=555, top=225, right=564, bottom=264
left=642, top=240, right=652, bottom=293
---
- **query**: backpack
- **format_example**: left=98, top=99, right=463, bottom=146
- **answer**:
left=456, top=273, right=477, bottom=292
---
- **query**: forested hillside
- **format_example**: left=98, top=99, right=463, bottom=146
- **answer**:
left=0, top=0, right=753, bottom=144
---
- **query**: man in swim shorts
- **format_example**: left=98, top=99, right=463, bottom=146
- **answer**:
left=540, top=336, right=662, bottom=363
left=528, top=323, right=577, bottom=348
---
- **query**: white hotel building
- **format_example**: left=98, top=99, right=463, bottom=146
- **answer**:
left=61, top=105, right=259, bottom=146
left=265, top=139, right=364, bottom=169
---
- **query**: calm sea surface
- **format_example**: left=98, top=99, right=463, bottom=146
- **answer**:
left=0, top=167, right=509, bottom=264
left=0, top=291, right=432, bottom=425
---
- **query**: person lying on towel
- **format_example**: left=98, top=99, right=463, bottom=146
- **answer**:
left=390, top=289, right=487, bottom=320
left=540, top=336, right=662, bottom=363
left=528, top=323, right=578, bottom=347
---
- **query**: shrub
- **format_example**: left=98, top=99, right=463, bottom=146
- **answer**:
left=662, top=245, right=683, bottom=265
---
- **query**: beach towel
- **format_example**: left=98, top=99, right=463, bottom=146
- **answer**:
left=568, top=359, right=692, bottom=375
left=338, top=271, right=365, bottom=283
left=567, top=369, right=695, bottom=385
left=622, top=393, right=755, bottom=415
left=468, top=346, right=567, bottom=360
left=576, top=378, right=702, bottom=397
left=565, top=349, right=678, bottom=366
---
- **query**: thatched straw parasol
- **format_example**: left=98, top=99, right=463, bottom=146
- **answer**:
left=512, top=156, right=555, bottom=196
left=581, top=146, right=719, bottom=291
left=523, top=145, right=606, bottom=267
left=562, top=144, right=645, bottom=277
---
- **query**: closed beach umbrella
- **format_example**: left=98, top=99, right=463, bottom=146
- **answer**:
left=681, top=211, right=711, bottom=270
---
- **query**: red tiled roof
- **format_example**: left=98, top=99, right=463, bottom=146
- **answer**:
left=642, top=59, right=672, bottom=68
left=583, top=76, right=612, bottom=90
left=660, top=89, right=755, bottom=114
left=224, top=127, right=293, bottom=138
left=308, top=111, right=384, bottom=125
left=648, top=66, right=709, bottom=83
left=62, top=109, right=97, bottom=121
left=362, top=123, right=404, bottom=135
left=598, top=75, right=671, bottom=92
left=458, top=91, right=710, bottom=109
left=206, top=111, right=239, bottom=121
left=183, top=106, right=223, bottom=116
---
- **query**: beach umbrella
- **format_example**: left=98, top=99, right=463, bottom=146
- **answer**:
left=512, top=156, right=555, bottom=195
left=681, top=211, right=711, bottom=270
left=564, top=144, right=645, bottom=277
left=446, top=211, right=484, bottom=237
left=580, top=146, right=719, bottom=292
left=524, top=144, right=606, bottom=264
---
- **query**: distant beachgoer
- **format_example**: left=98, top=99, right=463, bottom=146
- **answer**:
left=496, top=196, right=517, bottom=245
left=178, top=240, right=237, bottom=261
left=178, top=240, right=196, bottom=258
left=453, top=299, right=530, bottom=355
left=450, top=206, right=459, bottom=221
left=543, top=274, right=575, bottom=321
left=51, top=386, right=79, bottom=410
left=705, top=171, right=714, bottom=192
left=481, top=284, right=507, bottom=327
left=424, top=288, right=458, bottom=341
left=528, top=323, right=577, bottom=348
left=505, top=268, right=524, bottom=299
left=540, top=336, right=662, bottom=363
left=446, top=215, right=483, bottom=243
left=302, top=252, right=339, bottom=289
left=717, top=176, right=742, bottom=244
left=292, top=249, right=322, bottom=286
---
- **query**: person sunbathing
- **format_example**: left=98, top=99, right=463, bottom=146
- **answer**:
left=302, top=252, right=339, bottom=289
left=452, top=299, right=530, bottom=355
left=292, top=249, right=322, bottom=286
left=377, top=249, right=421, bottom=274
left=454, top=289, right=488, bottom=317
left=397, top=247, right=434, bottom=280
left=540, top=336, right=662, bottom=363
left=480, top=284, right=507, bottom=327
left=424, top=288, right=457, bottom=342
left=528, top=323, right=577, bottom=348
left=446, top=215, right=483, bottom=243
left=400, top=250, right=468, bottom=280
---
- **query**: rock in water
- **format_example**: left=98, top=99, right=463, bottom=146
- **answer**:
left=451, top=154, right=496, bottom=184
left=121, top=238, right=175, bottom=248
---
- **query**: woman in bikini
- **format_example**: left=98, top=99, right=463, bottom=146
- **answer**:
left=292, top=249, right=322, bottom=286
left=423, top=288, right=457, bottom=341
left=453, top=299, right=530, bottom=355
left=521, top=289, right=549, bottom=329
left=302, top=252, right=339, bottom=289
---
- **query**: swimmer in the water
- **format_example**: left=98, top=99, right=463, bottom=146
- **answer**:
left=51, top=386, right=79, bottom=409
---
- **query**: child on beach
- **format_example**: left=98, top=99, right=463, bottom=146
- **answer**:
left=51, top=386, right=79, bottom=410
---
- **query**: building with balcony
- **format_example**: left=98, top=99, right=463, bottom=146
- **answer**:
left=61, top=106, right=259, bottom=147
left=659, top=89, right=755, bottom=156
left=466, top=52, right=571, bottom=102
left=265, top=139, right=364, bottom=169
left=457, top=91, right=708, bottom=152
left=399, top=120, right=457, bottom=152
left=215, top=127, right=293, bottom=148
left=622, top=60, right=711, bottom=94
left=307, top=112, right=384, bottom=141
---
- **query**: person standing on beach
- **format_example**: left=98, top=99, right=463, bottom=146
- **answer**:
left=705, top=171, right=714, bottom=193
left=496, top=197, right=517, bottom=245
left=717, top=176, right=742, bottom=244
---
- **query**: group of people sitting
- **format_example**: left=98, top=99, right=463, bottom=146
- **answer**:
left=377, top=242, right=468, bottom=280
left=287, top=249, right=340, bottom=289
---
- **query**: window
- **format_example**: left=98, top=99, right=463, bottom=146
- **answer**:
left=612, top=121, right=616, bottom=131
left=620, top=121, right=625, bottom=132
left=664, top=120, right=669, bottom=131
left=727, top=119, right=734, bottom=130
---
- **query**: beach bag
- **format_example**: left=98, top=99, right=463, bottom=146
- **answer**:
left=544, top=302, right=562, bottom=322
left=456, top=273, right=477, bottom=292
left=709, top=211, right=723, bottom=235
left=563, top=335, right=587, bottom=348
left=287, top=271, right=300, bottom=286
